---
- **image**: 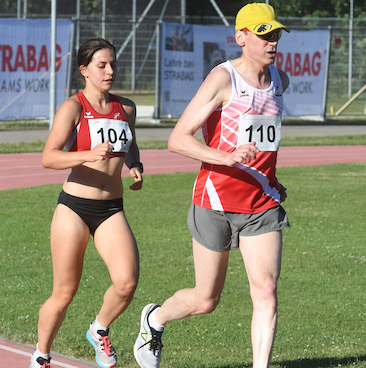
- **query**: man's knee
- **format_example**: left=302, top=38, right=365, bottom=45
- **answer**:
left=250, top=278, right=278, bottom=305
left=194, top=296, right=221, bottom=315
left=263, top=278, right=278, bottom=296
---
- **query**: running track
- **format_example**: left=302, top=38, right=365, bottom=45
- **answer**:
left=0, top=337, right=98, bottom=367
left=1, top=146, right=366, bottom=191
left=1, top=145, right=366, bottom=367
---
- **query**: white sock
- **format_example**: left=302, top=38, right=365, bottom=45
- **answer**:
left=149, top=308, right=165, bottom=332
left=34, top=343, right=50, bottom=360
left=93, top=315, right=108, bottom=334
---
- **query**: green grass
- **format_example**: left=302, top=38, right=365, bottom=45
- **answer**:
left=326, top=93, right=366, bottom=115
left=0, top=135, right=365, bottom=154
left=120, top=92, right=155, bottom=106
left=0, top=140, right=46, bottom=153
left=0, top=119, right=49, bottom=130
left=0, top=164, right=365, bottom=367
left=279, top=134, right=366, bottom=146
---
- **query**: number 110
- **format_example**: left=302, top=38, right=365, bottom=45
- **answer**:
left=245, top=125, right=276, bottom=143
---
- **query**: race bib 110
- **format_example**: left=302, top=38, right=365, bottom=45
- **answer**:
left=237, top=114, right=281, bottom=151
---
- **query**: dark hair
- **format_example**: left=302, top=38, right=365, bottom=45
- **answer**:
left=77, top=38, right=116, bottom=68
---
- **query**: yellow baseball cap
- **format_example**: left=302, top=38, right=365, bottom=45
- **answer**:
left=235, top=3, right=290, bottom=34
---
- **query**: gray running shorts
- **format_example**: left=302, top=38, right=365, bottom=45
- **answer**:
left=187, top=203, right=290, bottom=252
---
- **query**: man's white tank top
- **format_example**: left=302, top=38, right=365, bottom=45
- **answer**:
left=192, top=60, right=285, bottom=213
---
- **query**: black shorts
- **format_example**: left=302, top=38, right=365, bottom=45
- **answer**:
left=57, top=190, right=123, bottom=235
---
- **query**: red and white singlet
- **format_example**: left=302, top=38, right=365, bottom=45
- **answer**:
left=192, top=61, right=285, bottom=214
left=66, top=92, right=132, bottom=157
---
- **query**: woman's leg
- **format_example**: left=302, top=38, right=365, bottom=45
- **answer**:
left=93, top=211, right=139, bottom=327
left=37, top=204, right=90, bottom=354
left=239, top=231, right=283, bottom=368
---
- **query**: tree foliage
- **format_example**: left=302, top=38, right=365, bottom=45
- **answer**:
left=0, top=0, right=365, bottom=19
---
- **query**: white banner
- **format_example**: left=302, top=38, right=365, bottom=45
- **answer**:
left=276, top=29, right=330, bottom=116
left=160, top=22, right=330, bottom=117
left=0, top=19, right=73, bottom=120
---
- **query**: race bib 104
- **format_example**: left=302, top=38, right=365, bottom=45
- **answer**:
left=237, top=114, right=281, bottom=151
left=88, top=118, right=132, bottom=153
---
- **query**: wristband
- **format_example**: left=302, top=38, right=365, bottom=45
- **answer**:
left=130, top=162, right=143, bottom=173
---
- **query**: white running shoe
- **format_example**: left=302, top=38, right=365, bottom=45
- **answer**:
left=134, top=304, right=164, bottom=368
left=86, top=322, right=117, bottom=368
left=29, top=354, right=51, bottom=368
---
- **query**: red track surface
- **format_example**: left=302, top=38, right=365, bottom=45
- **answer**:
left=0, top=337, right=97, bottom=367
left=1, top=146, right=366, bottom=191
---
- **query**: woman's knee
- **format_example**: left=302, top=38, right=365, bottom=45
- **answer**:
left=113, top=276, right=138, bottom=300
left=51, top=285, right=78, bottom=308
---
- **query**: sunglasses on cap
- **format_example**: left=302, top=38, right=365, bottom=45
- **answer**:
left=242, top=28, right=282, bottom=42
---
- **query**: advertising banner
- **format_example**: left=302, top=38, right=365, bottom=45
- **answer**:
left=277, top=29, right=330, bottom=116
left=0, top=19, right=73, bottom=120
left=160, top=22, right=330, bottom=117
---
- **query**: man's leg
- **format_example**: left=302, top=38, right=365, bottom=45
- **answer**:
left=156, top=238, right=230, bottom=324
left=134, top=238, right=230, bottom=368
left=239, top=231, right=282, bottom=368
